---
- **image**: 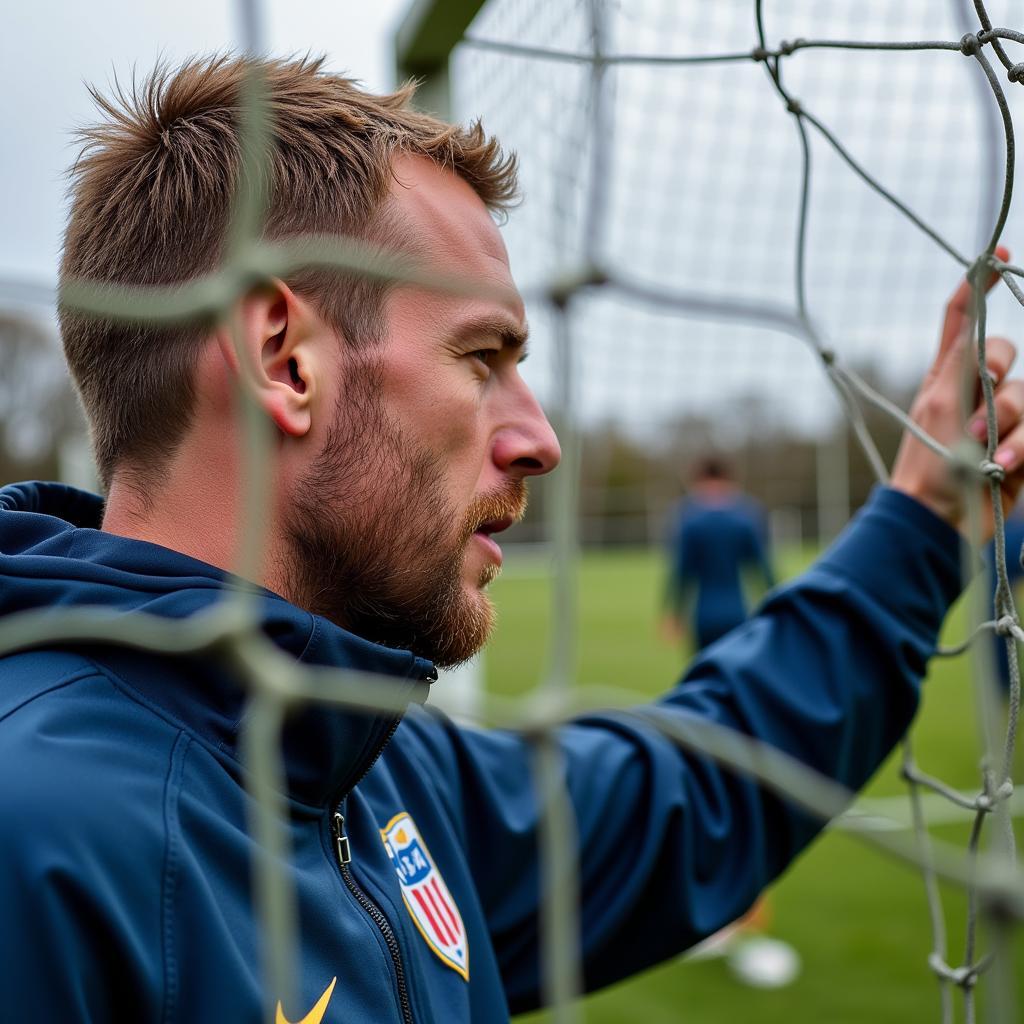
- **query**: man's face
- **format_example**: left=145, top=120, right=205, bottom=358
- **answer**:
left=284, top=156, right=560, bottom=666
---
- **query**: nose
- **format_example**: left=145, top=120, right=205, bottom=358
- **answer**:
left=492, top=383, right=561, bottom=479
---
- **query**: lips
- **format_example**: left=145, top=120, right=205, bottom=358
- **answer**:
left=471, top=515, right=518, bottom=569
left=472, top=529, right=504, bottom=567
left=465, top=484, right=527, bottom=570
left=474, top=514, right=517, bottom=537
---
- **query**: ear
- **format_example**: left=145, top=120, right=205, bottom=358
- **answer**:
left=217, top=279, right=318, bottom=438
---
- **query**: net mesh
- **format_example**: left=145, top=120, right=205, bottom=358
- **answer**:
left=3, top=0, right=1024, bottom=1021
left=452, top=3, right=1024, bottom=1018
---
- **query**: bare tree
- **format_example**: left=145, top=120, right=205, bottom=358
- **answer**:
left=0, top=312, right=84, bottom=483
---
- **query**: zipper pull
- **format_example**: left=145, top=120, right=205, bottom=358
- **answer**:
left=333, top=811, right=352, bottom=866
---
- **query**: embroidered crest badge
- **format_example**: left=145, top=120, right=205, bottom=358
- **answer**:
left=380, top=811, right=469, bottom=980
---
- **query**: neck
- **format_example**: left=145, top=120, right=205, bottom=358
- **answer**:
left=102, top=461, right=286, bottom=594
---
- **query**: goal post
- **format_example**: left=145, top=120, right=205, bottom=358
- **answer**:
left=394, top=0, right=487, bottom=118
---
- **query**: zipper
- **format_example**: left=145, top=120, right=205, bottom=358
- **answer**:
left=333, top=809, right=415, bottom=1024
left=324, top=663, right=434, bottom=1024
left=335, top=661, right=435, bottom=804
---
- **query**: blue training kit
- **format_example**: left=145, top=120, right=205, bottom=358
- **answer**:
left=666, top=494, right=775, bottom=649
left=0, top=481, right=961, bottom=1022
left=985, top=511, right=1024, bottom=691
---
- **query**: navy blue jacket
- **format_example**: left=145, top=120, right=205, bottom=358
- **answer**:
left=0, top=481, right=961, bottom=1022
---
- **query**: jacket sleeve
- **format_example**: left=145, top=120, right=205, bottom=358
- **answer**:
left=409, top=487, right=963, bottom=1012
left=0, top=674, right=169, bottom=1022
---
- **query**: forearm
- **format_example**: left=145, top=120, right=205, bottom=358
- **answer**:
left=423, top=489, right=963, bottom=1007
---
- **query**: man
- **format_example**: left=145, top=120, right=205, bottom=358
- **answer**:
left=0, top=55, right=1021, bottom=1022
left=664, top=455, right=775, bottom=652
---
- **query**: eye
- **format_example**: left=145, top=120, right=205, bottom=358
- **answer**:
left=470, top=349, right=499, bottom=366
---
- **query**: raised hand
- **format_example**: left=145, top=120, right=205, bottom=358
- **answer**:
left=891, top=247, right=1024, bottom=538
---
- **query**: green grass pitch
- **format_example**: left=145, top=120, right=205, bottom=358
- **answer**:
left=482, top=545, right=1024, bottom=1023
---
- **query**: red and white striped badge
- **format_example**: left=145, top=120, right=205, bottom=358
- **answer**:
left=380, top=812, right=469, bottom=980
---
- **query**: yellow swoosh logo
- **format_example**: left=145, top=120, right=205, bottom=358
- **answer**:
left=275, top=977, right=337, bottom=1024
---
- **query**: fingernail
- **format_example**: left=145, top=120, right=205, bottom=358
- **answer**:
left=968, top=417, right=987, bottom=440
left=995, top=446, right=1017, bottom=470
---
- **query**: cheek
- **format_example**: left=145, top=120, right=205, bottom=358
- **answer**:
left=431, top=407, right=491, bottom=506
left=383, top=364, right=490, bottom=476
left=440, top=399, right=486, bottom=459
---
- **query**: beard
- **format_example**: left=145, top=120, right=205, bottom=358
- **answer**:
left=281, top=355, right=526, bottom=668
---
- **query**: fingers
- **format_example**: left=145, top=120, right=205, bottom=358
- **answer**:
left=965, top=334, right=1020, bottom=448
left=936, top=277, right=977, bottom=364
left=991, top=414, right=1024, bottom=474
left=933, top=245, right=1011, bottom=373
left=981, top=336, right=1017, bottom=389
left=967, top=378, right=1024, bottom=448
left=889, top=248, right=1016, bottom=535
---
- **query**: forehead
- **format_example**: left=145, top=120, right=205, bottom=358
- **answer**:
left=384, top=153, right=525, bottom=325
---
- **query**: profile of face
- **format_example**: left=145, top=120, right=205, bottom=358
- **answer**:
left=283, top=156, right=560, bottom=666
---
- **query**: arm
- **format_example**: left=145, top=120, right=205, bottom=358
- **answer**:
left=410, top=487, right=959, bottom=1008
left=407, top=264, right=1024, bottom=1008
left=0, top=674, right=169, bottom=1022
left=0, top=782, right=165, bottom=1022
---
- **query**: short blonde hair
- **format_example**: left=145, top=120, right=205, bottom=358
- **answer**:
left=60, top=54, right=518, bottom=490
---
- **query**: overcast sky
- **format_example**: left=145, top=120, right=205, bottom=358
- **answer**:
left=454, top=0, right=1024, bottom=435
left=4, top=0, right=1024, bottom=444
left=0, top=0, right=409, bottom=287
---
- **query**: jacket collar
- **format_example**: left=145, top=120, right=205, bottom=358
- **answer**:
left=0, top=481, right=436, bottom=808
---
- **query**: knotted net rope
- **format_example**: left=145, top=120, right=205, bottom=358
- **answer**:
left=2, top=0, right=1024, bottom=1021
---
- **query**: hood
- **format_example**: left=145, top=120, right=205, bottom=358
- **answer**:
left=0, top=481, right=436, bottom=808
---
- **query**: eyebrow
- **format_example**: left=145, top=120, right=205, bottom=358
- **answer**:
left=452, top=314, right=530, bottom=355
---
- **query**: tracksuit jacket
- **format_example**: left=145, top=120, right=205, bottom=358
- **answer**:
left=0, top=480, right=962, bottom=1022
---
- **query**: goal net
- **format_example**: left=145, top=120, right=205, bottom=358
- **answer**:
left=2, top=1, right=1024, bottom=1021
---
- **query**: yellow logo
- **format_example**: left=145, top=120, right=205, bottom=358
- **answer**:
left=275, top=977, right=337, bottom=1024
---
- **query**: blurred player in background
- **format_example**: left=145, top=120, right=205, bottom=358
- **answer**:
left=663, top=455, right=775, bottom=652
left=662, top=456, right=795, bottom=986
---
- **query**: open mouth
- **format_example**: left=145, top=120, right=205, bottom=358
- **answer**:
left=471, top=514, right=518, bottom=567
left=474, top=514, right=517, bottom=538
